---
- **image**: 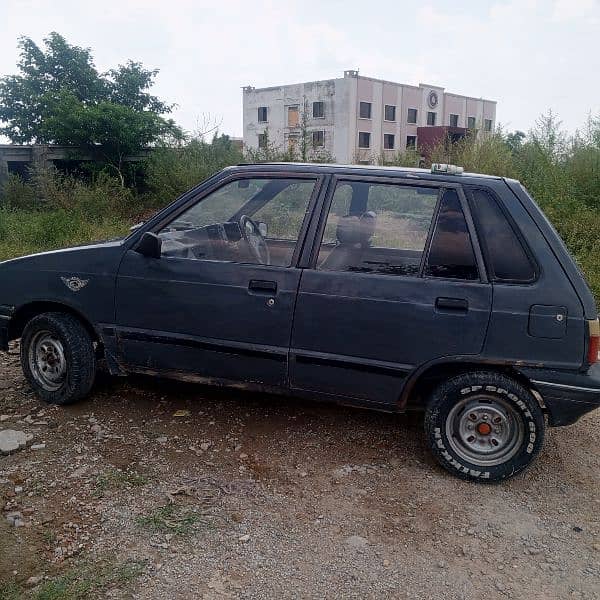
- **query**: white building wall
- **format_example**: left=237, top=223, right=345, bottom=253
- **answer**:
left=242, top=72, right=497, bottom=164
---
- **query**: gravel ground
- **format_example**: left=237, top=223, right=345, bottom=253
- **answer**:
left=1, top=343, right=599, bottom=599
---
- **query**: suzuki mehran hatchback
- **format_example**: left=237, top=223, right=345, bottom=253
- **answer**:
left=0, top=163, right=598, bottom=482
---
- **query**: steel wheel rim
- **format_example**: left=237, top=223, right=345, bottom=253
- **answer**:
left=28, top=330, right=67, bottom=391
left=445, top=395, right=525, bottom=467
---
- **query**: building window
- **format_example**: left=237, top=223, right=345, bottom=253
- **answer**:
left=449, top=114, right=459, bottom=127
left=467, top=116, right=476, bottom=129
left=358, top=132, right=371, bottom=148
left=384, top=105, right=396, bottom=122
left=258, top=133, right=267, bottom=148
left=427, top=112, right=436, bottom=126
left=484, top=119, right=493, bottom=132
left=312, top=130, right=325, bottom=147
left=288, top=106, right=299, bottom=127
left=406, top=135, right=416, bottom=150
left=258, top=107, right=268, bottom=122
left=359, top=102, right=372, bottom=119
left=313, top=101, right=325, bottom=118
left=407, top=108, right=418, bottom=124
left=384, top=134, right=395, bottom=150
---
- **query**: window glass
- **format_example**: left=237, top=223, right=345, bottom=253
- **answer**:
left=359, top=102, right=372, bottom=119
left=258, top=107, right=268, bottom=122
left=407, top=108, right=418, bottom=124
left=158, top=178, right=315, bottom=267
left=467, top=116, right=476, bottom=129
left=384, top=134, right=395, bottom=150
left=484, top=119, right=493, bottom=131
left=358, top=132, right=371, bottom=148
left=317, top=182, right=438, bottom=276
left=469, top=188, right=535, bottom=281
left=406, top=135, right=416, bottom=149
left=450, top=114, right=459, bottom=127
left=312, top=130, right=325, bottom=147
left=384, top=105, right=396, bottom=121
left=313, top=101, right=324, bottom=118
left=427, top=111, right=437, bottom=126
left=425, top=190, right=478, bottom=280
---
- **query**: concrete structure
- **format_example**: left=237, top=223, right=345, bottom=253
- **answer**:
left=0, top=144, right=150, bottom=188
left=243, top=71, right=496, bottom=164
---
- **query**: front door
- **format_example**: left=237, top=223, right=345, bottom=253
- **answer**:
left=115, top=174, right=322, bottom=388
left=290, top=177, right=492, bottom=407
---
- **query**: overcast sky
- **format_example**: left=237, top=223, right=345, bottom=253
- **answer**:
left=1, top=0, right=599, bottom=138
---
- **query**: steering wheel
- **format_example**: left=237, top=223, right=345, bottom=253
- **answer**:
left=239, top=215, right=270, bottom=265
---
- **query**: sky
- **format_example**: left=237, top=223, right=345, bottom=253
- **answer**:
left=0, top=0, right=599, bottom=138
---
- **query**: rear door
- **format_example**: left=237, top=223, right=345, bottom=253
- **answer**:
left=290, top=176, right=492, bottom=407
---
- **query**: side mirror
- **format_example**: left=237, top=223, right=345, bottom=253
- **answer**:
left=130, top=221, right=145, bottom=232
left=135, top=232, right=162, bottom=259
left=258, top=222, right=268, bottom=237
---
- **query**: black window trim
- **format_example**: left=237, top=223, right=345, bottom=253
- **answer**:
left=305, top=174, right=488, bottom=283
left=145, top=171, right=327, bottom=271
left=465, top=185, right=539, bottom=285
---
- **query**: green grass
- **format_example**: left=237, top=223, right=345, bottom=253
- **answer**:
left=0, top=560, right=147, bottom=600
left=136, top=504, right=208, bottom=536
left=93, top=468, right=149, bottom=498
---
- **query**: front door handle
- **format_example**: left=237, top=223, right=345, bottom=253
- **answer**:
left=436, top=297, right=469, bottom=312
left=248, top=279, right=277, bottom=295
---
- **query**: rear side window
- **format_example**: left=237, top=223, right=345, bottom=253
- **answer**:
left=469, top=188, right=536, bottom=282
left=425, top=190, right=479, bottom=280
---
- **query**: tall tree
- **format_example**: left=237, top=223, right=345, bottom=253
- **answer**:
left=0, top=32, right=181, bottom=182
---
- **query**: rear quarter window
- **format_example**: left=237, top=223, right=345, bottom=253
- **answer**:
left=468, top=188, right=536, bottom=282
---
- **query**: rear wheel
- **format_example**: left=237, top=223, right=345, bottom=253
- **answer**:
left=424, top=371, right=545, bottom=482
left=21, top=312, right=96, bottom=405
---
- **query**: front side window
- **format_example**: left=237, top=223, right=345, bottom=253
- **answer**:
left=425, top=190, right=478, bottom=280
left=359, top=102, right=372, bottom=119
left=258, top=106, right=268, bottom=122
left=469, top=188, right=535, bottom=282
left=317, top=182, right=438, bottom=276
left=158, top=178, right=316, bottom=267
left=313, top=101, right=324, bottom=118
left=427, top=111, right=437, bottom=126
left=407, top=108, right=418, bottom=124
left=358, top=132, right=371, bottom=148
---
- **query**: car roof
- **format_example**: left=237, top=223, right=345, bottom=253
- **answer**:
left=229, top=162, right=505, bottom=185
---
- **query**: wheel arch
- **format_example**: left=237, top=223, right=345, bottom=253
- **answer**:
left=400, top=358, right=543, bottom=409
left=8, top=301, right=99, bottom=344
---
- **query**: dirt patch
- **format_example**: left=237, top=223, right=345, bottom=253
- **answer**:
left=1, top=346, right=599, bottom=599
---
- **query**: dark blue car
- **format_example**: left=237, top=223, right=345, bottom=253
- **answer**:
left=1, top=163, right=598, bottom=482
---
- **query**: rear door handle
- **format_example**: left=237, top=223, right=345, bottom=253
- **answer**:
left=436, top=297, right=469, bottom=312
left=248, top=279, right=277, bottom=294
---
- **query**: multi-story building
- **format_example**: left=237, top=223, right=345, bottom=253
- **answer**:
left=242, top=70, right=496, bottom=164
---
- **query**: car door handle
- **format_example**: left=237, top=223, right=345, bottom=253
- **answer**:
left=248, top=279, right=277, bottom=295
left=436, top=297, right=469, bottom=312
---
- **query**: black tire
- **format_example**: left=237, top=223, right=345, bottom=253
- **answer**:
left=424, top=371, right=545, bottom=482
left=20, top=312, right=96, bottom=405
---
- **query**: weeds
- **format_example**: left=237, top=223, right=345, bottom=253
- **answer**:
left=93, top=468, right=149, bottom=498
left=136, top=504, right=209, bottom=536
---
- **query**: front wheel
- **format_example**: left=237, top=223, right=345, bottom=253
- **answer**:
left=21, top=312, right=96, bottom=405
left=424, top=372, right=545, bottom=482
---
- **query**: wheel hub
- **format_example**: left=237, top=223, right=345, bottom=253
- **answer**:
left=446, top=395, right=525, bottom=467
left=28, top=331, right=67, bottom=391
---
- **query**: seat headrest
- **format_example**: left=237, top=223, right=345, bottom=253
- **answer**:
left=336, top=211, right=377, bottom=245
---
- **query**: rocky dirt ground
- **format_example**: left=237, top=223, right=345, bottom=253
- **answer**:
left=0, top=343, right=599, bottom=600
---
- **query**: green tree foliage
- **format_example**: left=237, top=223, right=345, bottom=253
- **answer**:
left=0, top=32, right=181, bottom=183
